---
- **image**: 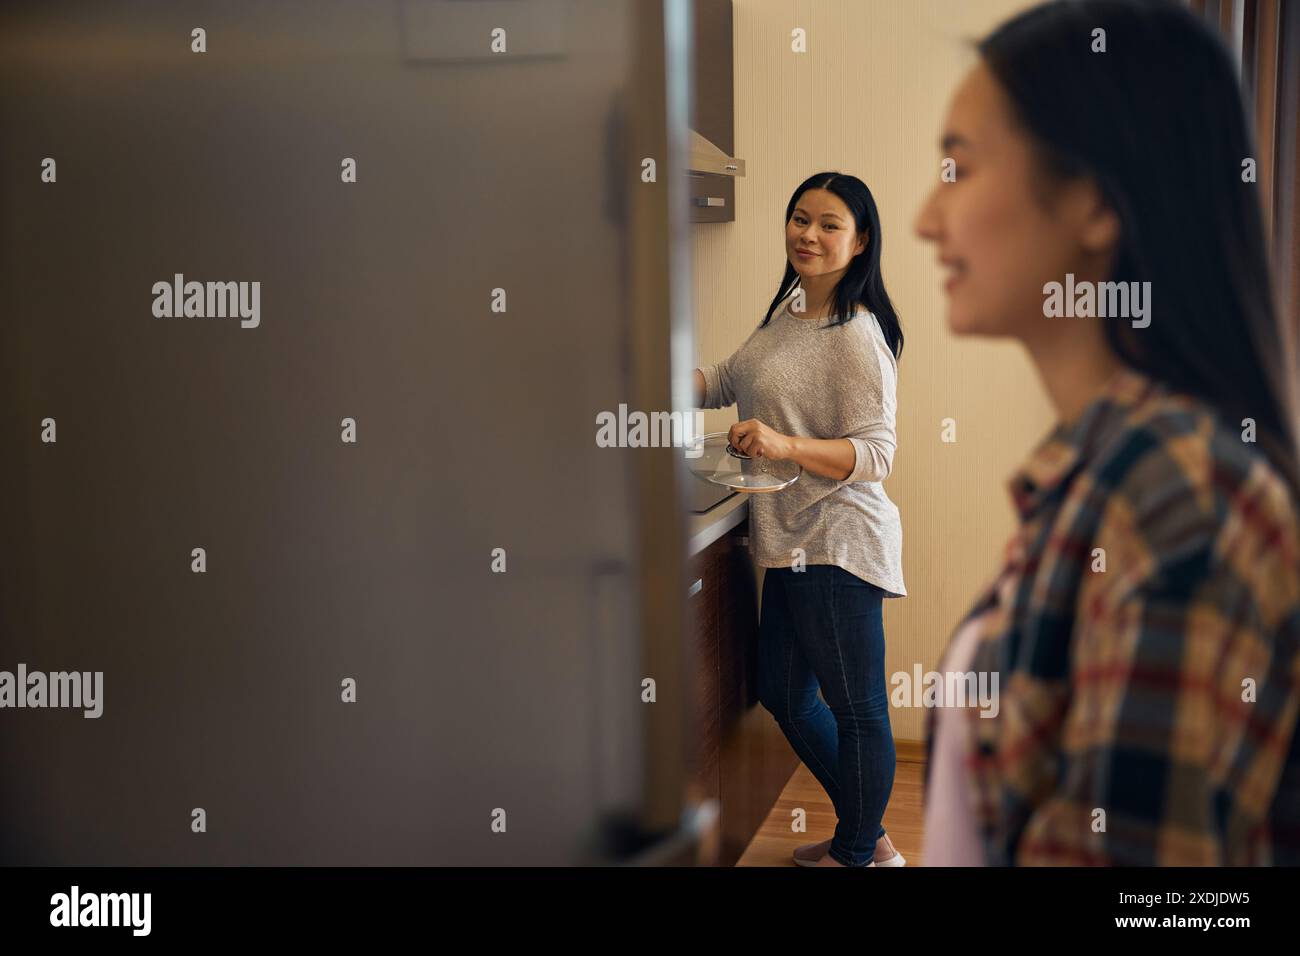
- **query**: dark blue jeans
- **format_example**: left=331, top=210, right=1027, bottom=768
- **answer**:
left=757, top=564, right=895, bottom=867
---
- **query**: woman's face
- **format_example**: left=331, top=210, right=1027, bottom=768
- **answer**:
left=786, top=188, right=866, bottom=283
left=914, top=62, right=1113, bottom=339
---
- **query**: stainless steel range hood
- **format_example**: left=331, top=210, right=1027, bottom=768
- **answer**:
left=687, top=127, right=745, bottom=177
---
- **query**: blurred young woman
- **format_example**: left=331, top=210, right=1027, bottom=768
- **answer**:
left=915, top=0, right=1300, bottom=865
left=693, top=172, right=906, bottom=867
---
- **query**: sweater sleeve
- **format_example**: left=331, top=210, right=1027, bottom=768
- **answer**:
left=698, top=358, right=734, bottom=409
left=844, top=321, right=898, bottom=483
left=698, top=323, right=762, bottom=409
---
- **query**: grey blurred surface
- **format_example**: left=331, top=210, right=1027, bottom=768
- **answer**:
left=0, top=0, right=693, bottom=865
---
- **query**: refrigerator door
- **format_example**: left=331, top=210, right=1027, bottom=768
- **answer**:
left=0, top=0, right=695, bottom=865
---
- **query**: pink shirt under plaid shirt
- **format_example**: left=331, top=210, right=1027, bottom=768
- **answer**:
left=922, top=365, right=1300, bottom=866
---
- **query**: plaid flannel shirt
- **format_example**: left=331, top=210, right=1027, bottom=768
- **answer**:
left=924, top=366, right=1300, bottom=865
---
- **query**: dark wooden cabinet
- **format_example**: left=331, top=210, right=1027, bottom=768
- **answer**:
left=687, top=518, right=798, bottom=866
left=687, top=551, right=722, bottom=810
left=688, top=0, right=740, bottom=223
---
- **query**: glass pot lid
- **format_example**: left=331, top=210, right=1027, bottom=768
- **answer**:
left=683, top=431, right=801, bottom=493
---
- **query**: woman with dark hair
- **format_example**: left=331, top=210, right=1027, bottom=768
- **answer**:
left=692, top=172, right=907, bottom=867
left=915, top=0, right=1300, bottom=865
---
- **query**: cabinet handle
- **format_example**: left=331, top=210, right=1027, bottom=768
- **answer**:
left=693, top=197, right=726, bottom=207
left=687, top=578, right=703, bottom=598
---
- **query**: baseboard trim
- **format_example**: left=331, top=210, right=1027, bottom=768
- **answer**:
left=895, top=738, right=927, bottom=765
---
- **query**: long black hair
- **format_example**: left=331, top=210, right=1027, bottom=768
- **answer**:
left=760, top=171, right=904, bottom=359
left=980, top=0, right=1299, bottom=493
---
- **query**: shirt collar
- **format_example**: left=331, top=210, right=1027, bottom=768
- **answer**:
left=1007, top=364, right=1160, bottom=521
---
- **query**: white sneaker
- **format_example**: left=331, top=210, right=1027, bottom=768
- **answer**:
left=793, top=837, right=834, bottom=867
left=874, top=835, right=906, bottom=867
left=795, top=835, right=903, bottom=867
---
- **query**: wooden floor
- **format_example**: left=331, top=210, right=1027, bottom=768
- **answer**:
left=736, top=741, right=926, bottom=866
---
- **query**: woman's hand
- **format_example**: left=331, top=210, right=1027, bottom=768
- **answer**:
left=727, top=419, right=795, bottom=460
left=728, top=421, right=860, bottom=481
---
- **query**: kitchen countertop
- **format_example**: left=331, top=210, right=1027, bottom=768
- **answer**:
left=687, top=493, right=748, bottom=556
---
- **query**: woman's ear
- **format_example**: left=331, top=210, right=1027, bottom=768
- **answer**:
left=1072, top=180, right=1120, bottom=255
left=1081, top=206, right=1120, bottom=255
left=855, top=231, right=868, bottom=257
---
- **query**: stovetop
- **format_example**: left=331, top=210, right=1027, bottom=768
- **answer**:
left=688, top=477, right=737, bottom=514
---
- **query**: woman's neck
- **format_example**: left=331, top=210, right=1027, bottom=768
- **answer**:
left=1022, top=320, right=1123, bottom=426
left=796, top=272, right=845, bottom=320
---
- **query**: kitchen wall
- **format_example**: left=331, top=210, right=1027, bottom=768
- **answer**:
left=693, top=0, right=1053, bottom=741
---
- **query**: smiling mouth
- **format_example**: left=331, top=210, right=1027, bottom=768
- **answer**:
left=940, top=259, right=966, bottom=289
